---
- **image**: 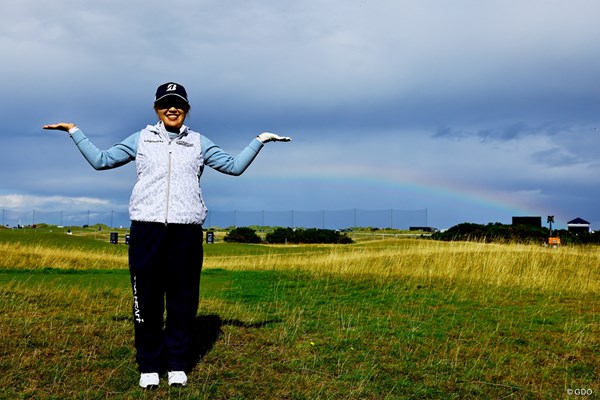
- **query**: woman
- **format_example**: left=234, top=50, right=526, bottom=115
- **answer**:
left=43, top=82, right=291, bottom=389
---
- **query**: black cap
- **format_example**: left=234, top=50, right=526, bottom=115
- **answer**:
left=154, top=82, right=189, bottom=104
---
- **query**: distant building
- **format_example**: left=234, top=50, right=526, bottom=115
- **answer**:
left=567, top=217, right=591, bottom=234
left=409, top=226, right=437, bottom=233
left=512, top=216, right=542, bottom=227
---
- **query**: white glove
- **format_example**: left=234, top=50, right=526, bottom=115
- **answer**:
left=257, top=132, right=292, bottom=143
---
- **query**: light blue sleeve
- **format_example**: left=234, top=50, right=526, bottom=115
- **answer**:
left=70, top=129, right=139, bottom=170
left=202, top=136, right=264, bottom=176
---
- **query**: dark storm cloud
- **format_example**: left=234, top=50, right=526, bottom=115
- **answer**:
left=2, top=0, right=600, bottom=228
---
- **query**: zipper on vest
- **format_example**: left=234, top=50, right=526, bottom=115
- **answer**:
left=164, top=144, right=173, bottom=225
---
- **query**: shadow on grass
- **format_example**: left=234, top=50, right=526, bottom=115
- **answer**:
left=189, top=314, right=280, bottom=370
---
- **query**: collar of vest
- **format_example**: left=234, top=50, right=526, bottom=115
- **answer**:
left=146, top=121, right=190, bottom=137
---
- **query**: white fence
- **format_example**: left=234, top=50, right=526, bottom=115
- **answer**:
left=1, top=208, right=429, bottom=230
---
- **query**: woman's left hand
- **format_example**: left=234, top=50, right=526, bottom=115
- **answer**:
left=257, top=132, right=292, bottom=143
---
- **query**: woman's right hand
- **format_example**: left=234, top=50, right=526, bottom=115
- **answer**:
left=43, top=123, right=76, bottom=132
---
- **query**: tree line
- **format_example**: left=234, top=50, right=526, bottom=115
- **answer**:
left=431, top=222, right=600, bottom=245
left=223, top=227, right=353, bottom=244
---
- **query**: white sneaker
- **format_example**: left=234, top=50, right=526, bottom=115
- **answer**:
left=168, top=371, right=188, bottom=387
left=139, top=372, right=160, bottom=389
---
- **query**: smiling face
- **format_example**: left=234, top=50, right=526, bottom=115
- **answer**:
left=154, top=96, right=190, bottom=132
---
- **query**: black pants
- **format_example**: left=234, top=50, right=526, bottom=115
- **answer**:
left=128, top=221, right=203, bottom=373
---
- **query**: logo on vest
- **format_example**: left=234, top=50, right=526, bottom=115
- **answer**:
left=176, top=140, right=194, bottom=147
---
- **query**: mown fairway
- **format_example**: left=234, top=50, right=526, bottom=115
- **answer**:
left=0, top=227, right=598, bottom=399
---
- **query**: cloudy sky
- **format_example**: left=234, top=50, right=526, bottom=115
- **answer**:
left=1, top=0, right=600, bottom=229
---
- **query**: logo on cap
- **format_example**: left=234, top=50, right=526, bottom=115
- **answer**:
left=154, top=82, right=189, bottom=104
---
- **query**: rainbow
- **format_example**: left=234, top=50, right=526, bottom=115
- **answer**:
left=279, top=167, right=541, bottom=218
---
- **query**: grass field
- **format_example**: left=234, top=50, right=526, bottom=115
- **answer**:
left=0, top=227, right=598, bottom=399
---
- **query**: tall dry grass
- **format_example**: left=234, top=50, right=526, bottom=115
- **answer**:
left=206, top=239, right=600, bottom=294
left=2, top=238, right=598, bottom=293
left=0, top=242, right=127, bottom=270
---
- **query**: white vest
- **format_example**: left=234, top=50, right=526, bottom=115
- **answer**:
left=129, top=125, right=207, bottom=224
